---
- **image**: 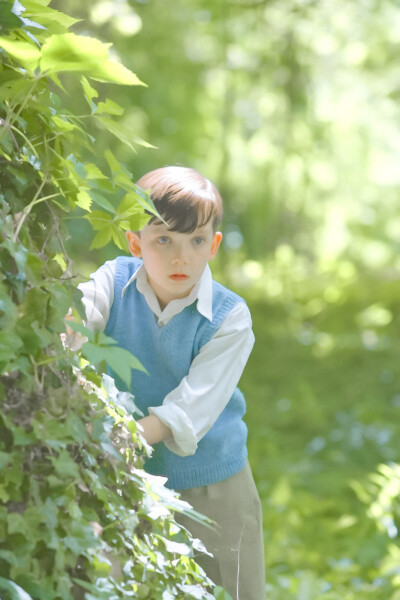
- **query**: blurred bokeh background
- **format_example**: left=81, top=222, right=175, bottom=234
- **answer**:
left=56, top=0, right=400, bottom=597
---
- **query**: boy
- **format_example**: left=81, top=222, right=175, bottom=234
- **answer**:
left=76, top=166, right=265, bottom=599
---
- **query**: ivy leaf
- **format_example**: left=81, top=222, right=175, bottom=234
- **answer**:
left=19, top=16, right=46, bottom=32
left=0, top=67, right=22, bottom=89
left=0, top=36, right=40, bottom=71
left=102, top=374, right=143, bottom=417
left=104, top=148, right=127, bottom=176
left=83, top=209, right=126, bottom=249
left=89, top=226, right=115, bottom=250
left=111, top=226, right=128, bottom=249
left=84, top=209, right=113, bottom=231
left=0, top=452, right=12, bottom=469
left=213, top=587, right=233, bottom=600
left=91, top=554, right=112, bottom=576
left=18, top=1, right=79, bottom=32
left=95, top=115, right=137, bottom=153
left=65, top=413, right=90, bottom=444
left=71, top=579, right=99, bottom=596
left=12, top=427, right=35, bottom=446
left=47, top=283, right=73, bottom=332
left=122, top=189, right=159, bottom=220
left=51, top=115, right=77, bottom=131
left=97, top=98, right=124, bottom=116
left=103, top=149, right=139, bottom=192
left=85, top=190, right=116, bottom=215
left=76, top=189, right=92, bottom=211
left=87, top=192, right=116, bottom=216
left=90, top=59, right=146, bottom=86
left=158, top=536, right=191, bottom=555
left=80, top=75, right=98, bottom=110
left=8, top=1, right=25, bottom=16
left=49, top=449, right=81, bottom=480
left=178, top=583, right=215, bottom=599
left=12, top=1, right=46, bottom=31
left=53, top=253, right=67, bottom=271
left=82, top=337, right=147, bottom=388
left=0, top=330, right=23, bottom=363
left=40, top=32, right=108, bottom=73
left=97, top=115, right=155, bottom=151
left=40, top=33, right=145, bottom=85
left=116, top=194, right=150, bottom=231
left=0, top=577, right=33, bottom=600
left=0, top=3, right=25, bottom=31
left=84, top=163, right=107, bottom=180
left=0, top=282, right=18, bottom=328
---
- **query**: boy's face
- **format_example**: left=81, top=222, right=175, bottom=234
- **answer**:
left=126, top=221, right=222, bottom=309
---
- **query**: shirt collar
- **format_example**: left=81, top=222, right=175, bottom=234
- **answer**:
left=121, top=261, right=213, bottom=322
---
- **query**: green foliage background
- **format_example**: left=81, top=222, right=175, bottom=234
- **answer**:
left=54, top=0, right=399, bottom=598
left=2, top=0, right=400, bottom=598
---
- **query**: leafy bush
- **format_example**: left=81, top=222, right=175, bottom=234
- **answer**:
left=0, top=2, right=227, bottom=598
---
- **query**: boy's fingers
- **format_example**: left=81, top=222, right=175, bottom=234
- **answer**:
left=64, top=314, right=74, bottom=336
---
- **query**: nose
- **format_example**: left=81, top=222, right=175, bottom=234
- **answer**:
left=171, top=243, right=188, bottom=265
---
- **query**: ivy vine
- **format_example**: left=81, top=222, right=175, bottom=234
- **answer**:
left=0, top=1, right=230, bottom=598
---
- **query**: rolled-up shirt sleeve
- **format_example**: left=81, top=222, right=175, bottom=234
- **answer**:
left=149, top=302, right=255, bottom=457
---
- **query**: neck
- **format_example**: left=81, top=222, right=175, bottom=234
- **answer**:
left=155, top=286, right=195, bottom=312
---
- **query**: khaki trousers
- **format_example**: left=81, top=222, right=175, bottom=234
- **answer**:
left=177, top=462, right=266, bottom=600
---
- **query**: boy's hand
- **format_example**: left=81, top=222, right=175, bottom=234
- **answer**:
left=137, top=415, right=173, bottom=446
left=65, top=314, right=75, bottom=338
left=62, top=314, right=86, bottom=351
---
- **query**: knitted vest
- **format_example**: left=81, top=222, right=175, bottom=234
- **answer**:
left=105, top=256, right=248, bottom=490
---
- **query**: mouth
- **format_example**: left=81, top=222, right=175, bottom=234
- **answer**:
left=169, top=274, right=189, bottom=281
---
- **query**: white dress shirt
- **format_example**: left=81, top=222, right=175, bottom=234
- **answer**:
left=76, top=260, right=255, bottom=457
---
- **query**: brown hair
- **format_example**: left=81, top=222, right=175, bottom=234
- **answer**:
left=136, top=166, right=223, bottom=233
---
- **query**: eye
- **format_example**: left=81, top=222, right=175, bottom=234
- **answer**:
left=158, top=236, right=170, bottom=244
left=192, top=237, right=205, bottom=246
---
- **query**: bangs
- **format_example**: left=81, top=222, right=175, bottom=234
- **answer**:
left=149, top=192, right=217, bottom=233
left=137, top=166, right=223, bottom=233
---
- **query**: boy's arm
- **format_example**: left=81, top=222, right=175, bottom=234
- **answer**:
left=137, top=415, right=173, bottom=445
left=67, top=261, right=173, bottom=446
left=68, top=262, right=171, bottom=447
left=148, top=302, right=254, bottom=456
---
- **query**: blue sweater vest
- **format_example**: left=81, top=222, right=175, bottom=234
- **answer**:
left=105, top=256, right=248, bottom=490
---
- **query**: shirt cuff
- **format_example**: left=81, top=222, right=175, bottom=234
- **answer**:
left=148, top=404, right=197, bottom=457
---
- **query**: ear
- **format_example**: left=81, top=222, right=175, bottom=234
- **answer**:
left=209, top=231, right=222, bottom=260
left=126, top=231, right=142, bottom=257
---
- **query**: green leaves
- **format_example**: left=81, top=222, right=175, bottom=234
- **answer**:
left=40, top=33, right=145, bottom=85
left=21, top=1, right=80, bottom=31
left=66, top=320, right=147, bottom=387
left=84, top=179, right=154, bottom=250
left=49, top=450, right=81, bottom=479
left=0, top=2, right=223, bottom=599
left=81, top=76, right=98, bottom=109
left=95, top=115, right=154, bottom=152
left=0, top=3, right=24, bottom=31
left=0, top=31, right=145, bottom=83
left=97, top=98, right=124, bottom=116
left=82, top=332, right=147, bottom=388
left=0, top=578, right=33, bottom=600
left=0, top=5, right=152, bottom=250
left=0, top=37, right=40, bottom=70
left=213, top=586, right=233, bottom=600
